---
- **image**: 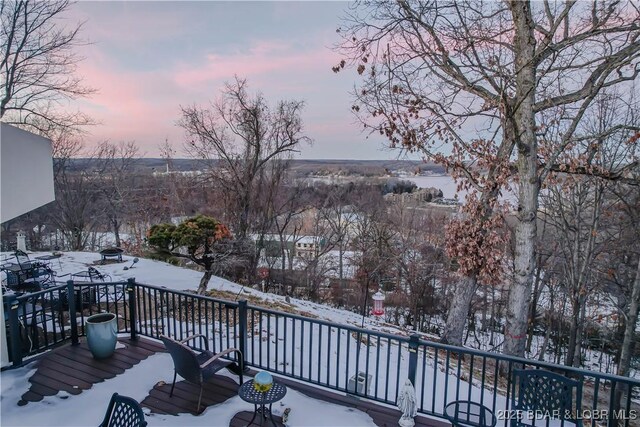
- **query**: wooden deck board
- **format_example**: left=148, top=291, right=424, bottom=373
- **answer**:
left=39, top=357, right=105, bottom=384
left=18, top=337, right=158, bottom=405
left=12, top=336, right=448, bottom=427
left=141, top=375, right=240, bottom=415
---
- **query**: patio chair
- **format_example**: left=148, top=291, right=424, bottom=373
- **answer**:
left=1, top=264, right=51, bottom=292
left=2, top=269, right=22, bottom=288
left=160, top=334, right=244, bottom=413
left=14, top=250, right=34, bottom=269
left=70, top=266, right=112, bottom=282
left=99, top=392, right=147, bottom=427
left=510, top=369, right=583, bottom=427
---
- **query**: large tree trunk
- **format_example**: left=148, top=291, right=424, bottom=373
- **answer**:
left=441, top=275, right=478, bottom=346
left=197, top=270, right=214, bottom=295
left=618, top=257, right=640, bottom=377
left=573, top=302, right=587, bottom=367
left=112, top=218, right=121, bottom=248
left=613, top=257, right=640, bottom=410
left=526, top=266, right=543, bottom=352
left=566, top=297, right=587, bottom=367
left=238, top=191, right=251, bottom=240
left=339, top=243, right=345, bottom=288
left=538, top=312, right=552, bottom=362
left=566, top=298, right=580, bottom=367
left=503, top=0, right=539, bottom=358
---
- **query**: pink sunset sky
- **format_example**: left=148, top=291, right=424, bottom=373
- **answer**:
left=66, top=1, right=403, bottom=159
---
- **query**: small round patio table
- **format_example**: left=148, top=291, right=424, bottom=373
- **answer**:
left=444, top=400, right=497, bottom=427
left=238, top=379, right=287, bottom=427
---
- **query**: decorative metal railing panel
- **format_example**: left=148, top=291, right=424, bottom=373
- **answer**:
left=4, top=280, right=639, bottom=427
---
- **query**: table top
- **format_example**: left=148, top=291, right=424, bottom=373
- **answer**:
left=444, top=401, right=497, bottom=427
left=35, top=254, right=62, bottom=260
left=1, top=263, right=22, bottom=272
left=238, top=380, right=287, bottom=405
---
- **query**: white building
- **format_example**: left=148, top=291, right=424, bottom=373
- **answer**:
left=1, top=123, right=55, bottom=223
left=0, top=123, right=55, bottom=369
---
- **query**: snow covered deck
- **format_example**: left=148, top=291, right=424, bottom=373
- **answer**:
left=3, top=335, right=447, bottom=427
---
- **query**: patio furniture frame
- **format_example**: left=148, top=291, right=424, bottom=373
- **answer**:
left=99, top=392, right=147, bottom=427
left=160, top=334, right=244, bottom=413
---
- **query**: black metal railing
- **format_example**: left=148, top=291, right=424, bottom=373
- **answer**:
left=129, top=282, right=241, bottom=355
left=3, top=280, right=132, bottom=364
left=4, top=280, right=640, bottom=427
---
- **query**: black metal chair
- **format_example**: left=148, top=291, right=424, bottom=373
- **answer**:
left=2, top=265, right=51, bottom=292
left=58, top=267, right=113, bottom=307
left=510, top=369, right=583, bottom=427
left=14, top=250, right=56, bottom=287
left=14, top=250, right=34, bottom=269
left=2, top=269, right=23, bottom=288
left=70, top=266, right=112, bottom=282
left=160, top=334, right=244, bottom=413
left=99, top=392, right=147, bottom=427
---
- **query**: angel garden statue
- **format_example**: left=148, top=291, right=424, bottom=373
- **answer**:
left=397, top=379, right=417, bottom=427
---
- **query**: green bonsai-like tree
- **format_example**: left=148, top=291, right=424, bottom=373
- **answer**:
left=148, top=215, right=233, bottom=294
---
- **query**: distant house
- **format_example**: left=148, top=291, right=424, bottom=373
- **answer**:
left=294, top=235, right=327, bottom=258
left=254, top=234, right=325, bottom=259
left=152, top=163, right=203, bottom=177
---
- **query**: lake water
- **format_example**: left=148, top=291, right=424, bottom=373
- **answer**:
left=302, top=175, right=516, bottom=204
left=404, top=175, right=463, bottom=199
left=408, top=175, right=517, bottom=204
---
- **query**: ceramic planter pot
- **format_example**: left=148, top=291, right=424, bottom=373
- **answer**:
left=85, top=313, right=117, bottom=359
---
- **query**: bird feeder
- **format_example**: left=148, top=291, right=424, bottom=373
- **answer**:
left=257, top=267, right=269, bottom=280
left=372, top=290, right=385, bottom=317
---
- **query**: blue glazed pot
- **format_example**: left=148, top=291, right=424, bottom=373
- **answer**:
left=86, top=313, right=117, bottom=359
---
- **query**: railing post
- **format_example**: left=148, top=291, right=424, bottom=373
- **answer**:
left=408, top=334, right=420, bottom=386
left=4, top=293, right=23, bottom=367
left=127, top=278, right=137, bottom=341
left=238, top=299, right=248, bottom=369
left=66, top=280, right=79, bottom=345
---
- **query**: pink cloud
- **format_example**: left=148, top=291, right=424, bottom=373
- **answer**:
left=73, top=51, right=185, bottom=153
left=173, top=40, right=340, bottom=90
left=70, top=3, right=189, bottom=46
left=70, top=38, right=355, bottom=157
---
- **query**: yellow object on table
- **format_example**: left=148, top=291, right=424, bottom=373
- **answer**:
left=253, top=371, right=273, bottom=392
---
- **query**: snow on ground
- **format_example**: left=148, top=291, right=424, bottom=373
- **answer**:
left=0, top=251, right=626, bottom=426
left=0, top=349, right=376, bottom=427
left=5, top=251, right=411, bottom=335
left=0, top=251, right=394, bottom=427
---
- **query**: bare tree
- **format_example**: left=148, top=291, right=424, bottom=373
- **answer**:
left=608, top=189, right=640, bottom=379
left=321, top=188, right=359, bottom=290
left=337, top=1, right=640, bottom=356
left=387, top=201, right=448, bottom=332
left=1, top=0, right=94, bottom=134
left=51, top=163, right=101, bottom=250
left=270, top=182, right=310, bottom=272
left=92, top=141, right=140, bottom=248
left=542, top=177, right=609, bottom=367
left=179, top=77, right=311, bottom=241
